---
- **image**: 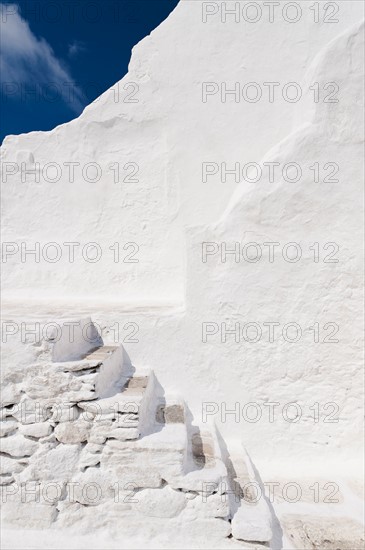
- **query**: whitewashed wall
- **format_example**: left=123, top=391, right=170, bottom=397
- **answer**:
left=1, top=1, right=363, bottom=472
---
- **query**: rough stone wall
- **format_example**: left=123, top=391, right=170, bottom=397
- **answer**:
left=1, top=342, right=273, bottom=543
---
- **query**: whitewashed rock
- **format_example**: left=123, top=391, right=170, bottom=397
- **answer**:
left=0, top=419, right=18, bottom=437
left=24, top=365, right=96, bottom=402
left=135, top=486, right=187, bottom=518
left=0, top=433, right=38, bottom=458
left=84, top=442, right=103, bottom=454
left=54, top=360, right=100, bottom=373
left=1, top=501, right=57, bottom=528
left=180, top=517, right=232, bottom=540
left=79, top=454, right=101, bottom=470
left=231, top=502, right=272, bottom=543
left=0, top=474, right=14, bottom=485
left=78, top=388, right=144, bottom=416
left=101, top=424, right=187, bottom=484
left=88, top=432, right=107, bottom=445
left=50, top=404, right=80, bottom=423
left=106, top=465, right=162, bottom=490
left=54, top=420, right=91, bottom=444
left=169, top=428, right=228, bottom=494
left=95, top=345, right=133, bottom=399
left=11, top=398, right=49, bottom=424
left=19, top=421, right=52, bottom=438
left=38, top=434, right=59, bottom=447
left=186, top=491, right=230, bottom=519
left=0, top=383, right=22, bottom=407
left=78, top=372, right=154, bottom=429
left=0, top=409, right=11, bottom=421
left=20, top=443, right=81, bottom=482
left=69, top=469, right=114, bottom=506
left=99, top=413, right=140, bottom=428
left=0, top=455, right=27, bottom=475
left=170, top=459, right=228, bottom=495
left=52, top=318, right=103, bottom=362
left=90, top=422, right=139, bottom=442
left=55, top=500, right=132, bottom=531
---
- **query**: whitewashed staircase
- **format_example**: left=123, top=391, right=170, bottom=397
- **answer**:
left=1, top=343, right=272, bottom=545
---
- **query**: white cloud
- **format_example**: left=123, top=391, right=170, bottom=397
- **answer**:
left=0, top=3, right=85, bottom=113
left=68, top=40, right=87, bottom=58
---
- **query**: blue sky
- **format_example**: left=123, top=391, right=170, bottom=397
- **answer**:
left=0, top=0, right=179, bottom=143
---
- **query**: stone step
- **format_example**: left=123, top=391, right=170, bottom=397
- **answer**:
left=100, top=421, right=188, bottom=489
left=96, top=394, right=188, bottom=487
left=82, top=345, right=118, bottom=361
left=52, top=345, right=119, bottom=376
left=0, top=339, right=271, bottom=543
left=154, top=421, right=232, bottom=522
left=50, top=344, right=130, bottom=401
left=155, top=396, right=186, bottom=425
left=78, top=372, right=153, bottom=415
left=168, top=423, right=229, bottom=496
left=228, top=446, right=273, bottom=543
left=77, top=371, right=156, bottom=445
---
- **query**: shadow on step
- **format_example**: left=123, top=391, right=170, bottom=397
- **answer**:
left=184, top=404, right=209, bottom=470
left=250, top=458, right=283, bottom=550
left=216, top=429, right=283, bottom=549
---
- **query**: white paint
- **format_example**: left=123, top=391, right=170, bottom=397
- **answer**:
left=52, top=317, right=103, bottom=362
left=0, top=1, right=364, bottom=544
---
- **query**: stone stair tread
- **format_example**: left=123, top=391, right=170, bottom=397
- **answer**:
left=52, top=346, right=119, bottom=371
left=231, top=502, right=272, bottom=543
left=82, top=346, right=118, bottom=361
left=1, top=346, right=273, bottom=542
left=122, top=376, right=149, bottom=393
left=100, top=427, right=187, bottom=490
left=155, top=397, right=185, bottom=425
left=2, top=338, right=273, bottom=544
left=137, top=423, right=187, bottom=451
left=168, top=426, right=228, bottom=493
left=78, top=374, right=152, bottom=414
left=229, top=446, right=273, bottom=543
left=78, top=392, right=145, bottom=413
left=52, top=359, right=102, bottom=372
left=173, top=460, right=228, bottom=495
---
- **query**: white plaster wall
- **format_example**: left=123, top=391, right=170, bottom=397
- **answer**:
left=1, top=0, right=363, bottom=305
left=1, top=1, right=364, bottom=470
left=184, top=20, right=364, bottom=467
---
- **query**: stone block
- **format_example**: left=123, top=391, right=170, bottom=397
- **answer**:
left=231, top=501, right=272, bottom=542
left=54, top=420, right=91, bottom=444
left=135, top=486, right=187, bottom=518
left=0, top=419, right=18, bottom=437
left=0, top=433, right=38, bottom=458
left=20, top=421, right=52, bottom=438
